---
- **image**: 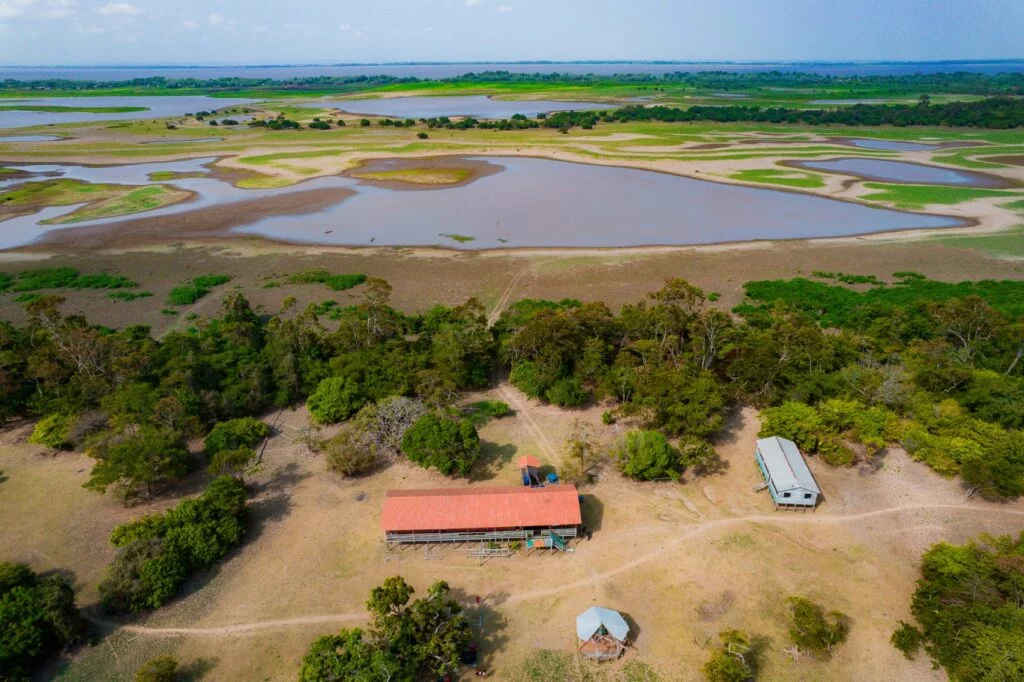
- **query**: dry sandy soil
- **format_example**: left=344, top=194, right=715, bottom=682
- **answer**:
left=3, top=387, right=1023, bottom=681
left=0, top=231, right=1022, bottom=335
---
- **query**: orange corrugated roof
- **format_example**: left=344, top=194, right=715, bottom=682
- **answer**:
left=381, top=485, right=581, bottom=533
left=517, top=455, right=541, bottom=469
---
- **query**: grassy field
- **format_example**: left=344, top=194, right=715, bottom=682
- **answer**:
left=0, top=178, right=191, bottom=224
left=352, top=167, right=473, bottom=185
left=3, top=394, right=1021, bottom=681
left=859, top=182, right=1021, bottom=209
left=728, top=168, right=827, bottom=188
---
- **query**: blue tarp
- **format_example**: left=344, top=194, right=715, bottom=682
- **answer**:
left=576, top=607, right=629, bottom=642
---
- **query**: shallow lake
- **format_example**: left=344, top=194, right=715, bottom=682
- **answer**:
left=0, top=134, right=65, bottom=143
left=0, top=96, right=257, bottom=129
left=239, top=157, right=962, bottom=248
left=840, top=138, right=941, bottom=151
left=314, top=95, right=611, bottom=119
left=792, top=157, right=1010, bottom=187
left=1, top=156, right=965, bottom=250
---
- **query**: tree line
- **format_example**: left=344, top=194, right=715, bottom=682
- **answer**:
left=604, top=96, right=1024, bottom=128
left=3, top=70, right=1023, bottom=96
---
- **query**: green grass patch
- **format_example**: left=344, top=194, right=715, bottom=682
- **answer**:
left=439, top=233, right=476, bottom=243
left=353, top=167, right=472, bottom=185
left=0, top=267, right=136, bottom=292
left=13, top=292, right=42, bottom=304
left=859, top=182, right=1019, bottom=209
left=167, top=274, right=232, bottom=305
left=45, top=185, right=187, bottom=224
left=740, top=273, right=1024, bottom=323
left=730, top=168, right=826, bottom=188
left=107, top=290, right=153, bottom=301
left=285, top=270, right=367, bottom=291
left=930, top=226, right=1024, bottom=258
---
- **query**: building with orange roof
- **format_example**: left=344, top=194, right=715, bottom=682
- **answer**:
left=381, top=485, right=581, bottom=545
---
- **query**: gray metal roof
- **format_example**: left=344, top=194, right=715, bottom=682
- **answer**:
left=577, top=607, right=630, bottom=642
left=756, top=436, right=821, bottom=495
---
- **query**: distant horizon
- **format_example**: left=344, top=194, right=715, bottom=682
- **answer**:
left=3, top=58, right=1024, bottom=69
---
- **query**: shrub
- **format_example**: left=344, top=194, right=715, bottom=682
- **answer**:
left=702, top=629, right=758, bottom=682
left=786, top=596, right=849, bottom=657
left=417, top=131, right=429, bottom=139
left=100, top=477, right=246, bottom=613
left=207, top=447, right=257, bottom=477
left=204, top=417, right=270, bottom=457
left=545, top=377, right=588, bottom=407
left=28, top=413, right=75, bottom=449
left=85, top=428, right=190, bottom=501
left=614, top=430, right=683, bottom=481
left=0, top=562, right=82, bottom=679
left=401, top=413, right=480, bottom=476
left=470, top=400, right=511, bottom=419
left=323, top=429, right=377, bottom=477
left=890, top=622, right=923, bottom=660
left=135, top=655, right=178, bottom=682
left=167, top=274, right=232, bottom=305
left=286, top=270, right=367, bottom=292
left=601, top=410, right=616, bottom=425
left=308, top=375, right=366, bottom=424
left=509, top=361, right=544, bottom=399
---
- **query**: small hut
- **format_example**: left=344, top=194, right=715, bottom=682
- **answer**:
left=518, top=455, right=541, bottom=487
left=576, top=607, right=629, bottom=661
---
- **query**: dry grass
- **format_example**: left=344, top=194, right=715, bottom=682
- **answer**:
left=2, top=390, right=1022, bottom=681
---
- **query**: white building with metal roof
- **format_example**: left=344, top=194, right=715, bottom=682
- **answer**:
left=754, top=436, right=821, bottom=509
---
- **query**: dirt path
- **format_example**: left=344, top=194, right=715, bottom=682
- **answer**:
left=496, top=383, right=558, bottom=461
left=96, top=501, right=1024, bottom=638
left=486, top=258, right=552, bottom=326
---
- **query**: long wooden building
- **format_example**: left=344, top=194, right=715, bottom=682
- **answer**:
left=381, top=485, right=582, bottom=545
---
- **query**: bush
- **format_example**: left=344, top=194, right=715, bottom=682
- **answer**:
left=786, top=596, right=849, bottom=657
left=470, top=400, right=511, bottom=419
left=401, top=413, right=480, bottom=476
left=417, top=131, right=428, bottom=139
left=167, top=274, right=232, bottom=306
left=207, top=447, right=257, bottom=477
left=100, top=477, right=246, bottom=613
left=324, top=429, right=377, bottom=477
left=890, top=621, right=923, bottom=660
left=614, top=430, right=683, bottom=481
left=601, top=410, right=616, bottom=425
left=509, top=361, right=544, bottom=399
left=28, top=413, right=74, bottom=449
left=0, top=562, right=82, bottom=679
left=286, top=270, right=367, bottom=291
left=85, top=428, right=190, bottom=501
left=702, top=629, right=758, bottom=682
left=308, top=375, right=366, bottom=424
left=135, top=655, right=178, bottom=682
left=545, top=377, right=587, bottom=407
left=204, top=417, right=270, bottom=457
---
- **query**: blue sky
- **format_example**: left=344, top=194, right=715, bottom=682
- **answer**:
left=0, top=0, right=1021, bottom=65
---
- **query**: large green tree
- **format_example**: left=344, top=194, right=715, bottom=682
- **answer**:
left=400, top=413, right=480, bottom=476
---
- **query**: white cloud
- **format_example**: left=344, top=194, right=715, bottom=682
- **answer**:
left=208, top=12, right=222, bottom=25
left=338, top=22, right=351, bottom=31
left=251, top=25, right=267, bottom=33
left=72, top=20, right=104, bottom=32
left=181, top=18, right=197, bottom=29
left=38, top=0, right=75, bottom=19
left=0, top=0, right=37, bottom=19
left=496, top=4, right=510, bottom=11
left=97, top=2, right=141, bottom=16
left=464, top=0, right=482, bottom=6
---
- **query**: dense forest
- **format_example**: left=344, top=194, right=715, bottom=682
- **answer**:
left=0, top=270, right=1022, bottom=499
left=2, top=69, right=1023, bottom=95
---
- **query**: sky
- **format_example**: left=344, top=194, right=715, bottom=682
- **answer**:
left=0, top=0, right=1021, bottom=66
